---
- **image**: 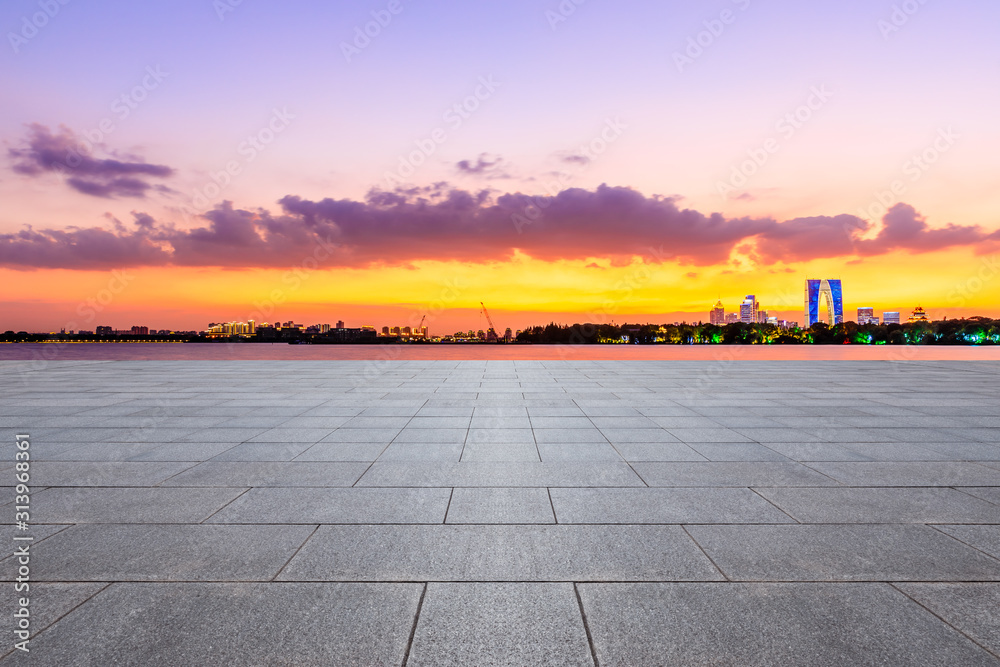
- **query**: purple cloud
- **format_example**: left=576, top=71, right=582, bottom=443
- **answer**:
left=456, top=153, right=509, bottom=179
left=9, top=124, right=174, bottom=199
left=0, top=186, right=992, bottom=271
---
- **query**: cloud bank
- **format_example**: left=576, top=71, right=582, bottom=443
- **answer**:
left=1, top=180, right=995, bottom=270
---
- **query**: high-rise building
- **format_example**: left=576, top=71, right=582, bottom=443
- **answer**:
left=710, top=300, right=725, bottom=326
left=336, top=321, right=345, bottom=329
left=909, top=306, right=929, bottom=323
left=883, top=312, right=901, bottom=325
left=320, top=324, right=331, bottom=334
left=96, top=326, right=113, bottom=335
left=725, top=313, right=739, bottom=324
left=739, top=295, right=758, bottom=324
left=804, top=279, right=844, bottom=326
left=857, top=307, right=875, bottom=325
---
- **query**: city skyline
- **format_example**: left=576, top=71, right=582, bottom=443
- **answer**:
left=3, top=1, right=1000, bottom=332
left=4, top=299, right=944, bottom=336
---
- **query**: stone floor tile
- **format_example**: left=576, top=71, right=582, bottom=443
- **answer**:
left=407, top=583, right=592, bottom=667
left=579, top=583, right=997, bottom=666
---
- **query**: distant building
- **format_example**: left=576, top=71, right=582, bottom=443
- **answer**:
left=326, top=327, right=378, bottom=343
left=206, top=321, right=256, bottom=337
left=883, top=312, right=901, bottom=325
left=739, top=295, right=758, bottom=324
left=336, top=321, right=345, bottom=329
left=725, top=313, right=739, bottom=324
left=710, top=300, right=725, bottom=326
left=96, top=326, right=113, bottom=335
left=130, top=326, right=149, bottom=335
left=857, top=307, right=876, bottom=325
left=804, top=279, right=844, bottom=326
left=909, top=306, right=929, bottom=323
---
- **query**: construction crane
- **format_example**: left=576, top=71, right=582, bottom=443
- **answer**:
left=418, top=315, right=426, bottom=338
left=480, top=302, right=501, bottom=343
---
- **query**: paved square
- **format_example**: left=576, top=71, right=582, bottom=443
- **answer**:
left=1, top=359, right=999, bottom=664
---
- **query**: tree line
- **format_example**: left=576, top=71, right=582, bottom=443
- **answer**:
left=514, top=318, right=1000, bottom=345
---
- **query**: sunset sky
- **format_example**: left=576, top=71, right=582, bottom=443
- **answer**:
left=3, top=0, right=999, bottom=334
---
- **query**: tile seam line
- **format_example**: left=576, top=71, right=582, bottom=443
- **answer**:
left=747, top=487, right=802, bottom=523
left=926, top=525, right=1000, bottom=565
left=888, top=582, right=1000, bottom=661
left=352, top=399, right=425, bottom=487
left=573, top=396, right=649, bottom=487
left=400, top=582, right=429, bottom=666
left=680, top=525, right=730, bottom=581
left=18, top=521, right=1000, bottom=527
left=198, top=487, right=252, bottom=523
left=0, top=580, right=113, bottom=660
left=271, top=524, right=321, bottom=581
left=442, top=488, right=455, bottom=524
left=11, top=579, right=1000, bottom=585
left=573, top=582, right=601, bottom=667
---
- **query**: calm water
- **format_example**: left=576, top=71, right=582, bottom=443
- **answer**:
left=1, top=343, right=999, bottom=361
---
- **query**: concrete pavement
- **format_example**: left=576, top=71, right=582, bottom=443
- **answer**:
left=2, top=359, right=999, bottom=665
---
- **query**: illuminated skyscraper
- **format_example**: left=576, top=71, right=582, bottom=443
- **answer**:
left=857, top=308, right=875, bottom=325
left=739, top=296, right=758, bottom=324
left=710, top=300, right=725, bottom=325
left=804, top=279, right=844, bottom=326
left=883, top=312, right=901, bottom=325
